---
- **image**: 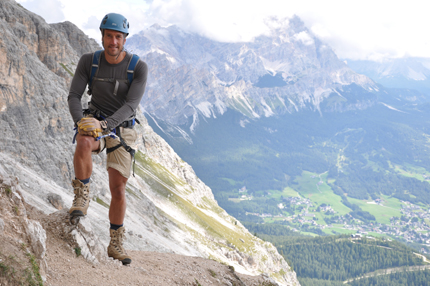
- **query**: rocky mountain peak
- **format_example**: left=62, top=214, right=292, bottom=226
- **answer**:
left=126, top=15, right=377, bottom=129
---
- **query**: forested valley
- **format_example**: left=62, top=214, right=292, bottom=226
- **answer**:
left=243, top=223, right=430, bottom=285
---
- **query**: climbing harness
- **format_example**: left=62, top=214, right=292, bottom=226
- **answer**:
left=72, top=108, right=140, bottom=177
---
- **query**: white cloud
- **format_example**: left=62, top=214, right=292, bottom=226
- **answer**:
left=17, top=0, right=65, bottom=23
left=15, top=0, right=430, bottom=61
left=293, top=31, right=314, bottom=46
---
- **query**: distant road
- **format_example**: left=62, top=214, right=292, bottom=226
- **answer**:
left=414, top=252, right=430, bottom=263
left=343, top=263, right=430, bottom=284
left=315, top=171, right=328, bottom=193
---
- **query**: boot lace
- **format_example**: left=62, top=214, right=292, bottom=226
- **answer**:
left=111, top=228, right=128, bottom=254
left=72, top=183, right=89, bottom=207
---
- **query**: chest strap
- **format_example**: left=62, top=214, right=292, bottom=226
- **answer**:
left=87, top=51, right=140, bottom=96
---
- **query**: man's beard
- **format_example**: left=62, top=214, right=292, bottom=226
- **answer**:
left=106, top=46, right=122, bottom=57
left=103, top=41, right=123, bottom=58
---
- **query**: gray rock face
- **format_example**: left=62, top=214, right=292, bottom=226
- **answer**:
left=42, top=209, right=108, bottom=263
left=0, top=1, right=299, bottom=285
left=47, top=193, right=64, bottom=210
left=0, top=171, right=48, bottom=279
left=1, top=0, right=81, bottom=188
left=126, top=17, right=377, bottom=129
left=24, top=218, right=47, bottom=260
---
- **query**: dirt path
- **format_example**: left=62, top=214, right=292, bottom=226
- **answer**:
left=0, top=187, right=277, bottom=286
left=343, top=264, right=430, bottom=284
left=44, top=232, right=271, bottom=286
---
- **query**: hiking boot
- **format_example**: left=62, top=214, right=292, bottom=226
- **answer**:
left=108, top=226, right=132, bottom=265
left=69, top=179, right=90, bottom=216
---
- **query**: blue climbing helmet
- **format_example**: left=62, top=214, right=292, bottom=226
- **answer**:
left=100, top=13, right=129, bottom=36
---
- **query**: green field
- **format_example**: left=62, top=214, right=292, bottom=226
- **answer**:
left=268, top=189, right=288, bottom=199
left=322, top=225, right=356, bottom=235
left=282, top=187, right=300, bottom=197
left=348, top=197, right=403, bottom=224
left=293, top=171, right=351, bottom=215
left=393, top=163, right=430, bottom=182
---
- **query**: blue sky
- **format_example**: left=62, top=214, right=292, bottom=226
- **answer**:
left=16, top=0, right=430, bottom=61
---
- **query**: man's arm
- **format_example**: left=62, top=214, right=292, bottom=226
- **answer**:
left=104, top=60, right=148, bottom=130
left=67, top=53, right=92, bottom=125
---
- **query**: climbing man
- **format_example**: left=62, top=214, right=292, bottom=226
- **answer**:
left=67, top=13, right=148, bottom=265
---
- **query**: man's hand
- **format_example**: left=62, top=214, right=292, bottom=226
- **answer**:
left=77, top=117, right=104, bottom=138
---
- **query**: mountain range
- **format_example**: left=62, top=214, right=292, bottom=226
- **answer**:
left=126, top=16, right=380, bottom=132
left=123, top=2, right=430, bottom=263
left=346, top=57, right=430, bottom=94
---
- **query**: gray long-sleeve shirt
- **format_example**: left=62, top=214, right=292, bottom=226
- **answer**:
left=68, top=51, right=148, bottom=130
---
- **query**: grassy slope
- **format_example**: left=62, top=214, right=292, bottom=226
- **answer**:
left=132, top=151, right=291, bottom=280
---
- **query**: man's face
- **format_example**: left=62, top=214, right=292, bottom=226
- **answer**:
left=102, top=29, right=126, bottom=57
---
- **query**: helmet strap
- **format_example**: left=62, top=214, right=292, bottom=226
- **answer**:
left=116, top=48, right=123, bottom=60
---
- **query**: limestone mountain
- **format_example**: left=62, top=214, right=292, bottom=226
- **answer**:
left=126, top=17, right=378, bottom=131
left=0, top=0, right=299, bottom=285
left=346, top=57, right=430, bottom=94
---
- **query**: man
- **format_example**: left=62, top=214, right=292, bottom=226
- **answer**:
left=67, top=13, right=148, bottom=265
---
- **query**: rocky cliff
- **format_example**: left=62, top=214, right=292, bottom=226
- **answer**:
left=126, top=17, right=378, bottom=130
left=0, top=1, right=299, bottom=285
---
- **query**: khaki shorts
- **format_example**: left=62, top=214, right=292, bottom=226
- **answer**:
left=94, top=127, right=138, bottom=179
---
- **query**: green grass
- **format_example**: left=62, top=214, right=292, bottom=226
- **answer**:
left=25, top=252, right=43, bottom=286
left=293, top=171, right=351, bottom=215
left=282, top=187, right=300, bottom=197
left=264, top=217, right=286, bottom=223
left=297, top=231, right=319, bottom=237
left=60, top=63, right=74, bottom=76
left=268, top=189, right=287, bottom=199
left=322, top=226, right=356, bottom=235
left=293, top=171, right=321, bottom=195
left=208, top=269, right=217, bottom=277
left=393, top=163, right=430, bottom=182
left=0, top=261, right=10, bottom=276
left=365, top=232, right=390, bottom=239
left=313, top=212, right=327, bottom=225
left=134, top=151, right=264, bottom=255
left=380, top=194, right=403, bottom=209
left=348, top=197, right=402, bottom=224
left=95, top=197, right=109, bottom=209
left=0, top=248, right=43, bottom=286
left=134, top=151, right=189, bottom=195
left=221, top=177, right=241, bottom=186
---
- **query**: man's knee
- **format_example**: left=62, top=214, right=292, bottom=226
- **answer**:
left=111, top=187, right=126, bottom=201
left=76, top=135, right=99, bottom=152
left=108, top=168, right=127, bottom=200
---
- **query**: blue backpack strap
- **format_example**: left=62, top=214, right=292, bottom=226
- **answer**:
left=126, top=54, right=140, bottom=85
left=88, top=50, right=103, bottom=94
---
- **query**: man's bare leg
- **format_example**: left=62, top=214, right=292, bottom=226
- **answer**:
left=73, top=134, right=100, bottom=180
left=108, top=167, right=128, bottom=225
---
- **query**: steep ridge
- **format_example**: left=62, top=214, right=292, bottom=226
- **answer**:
left=126, top=17, right=378, bottom=129
left=0, top=0, right=299, bottom=285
